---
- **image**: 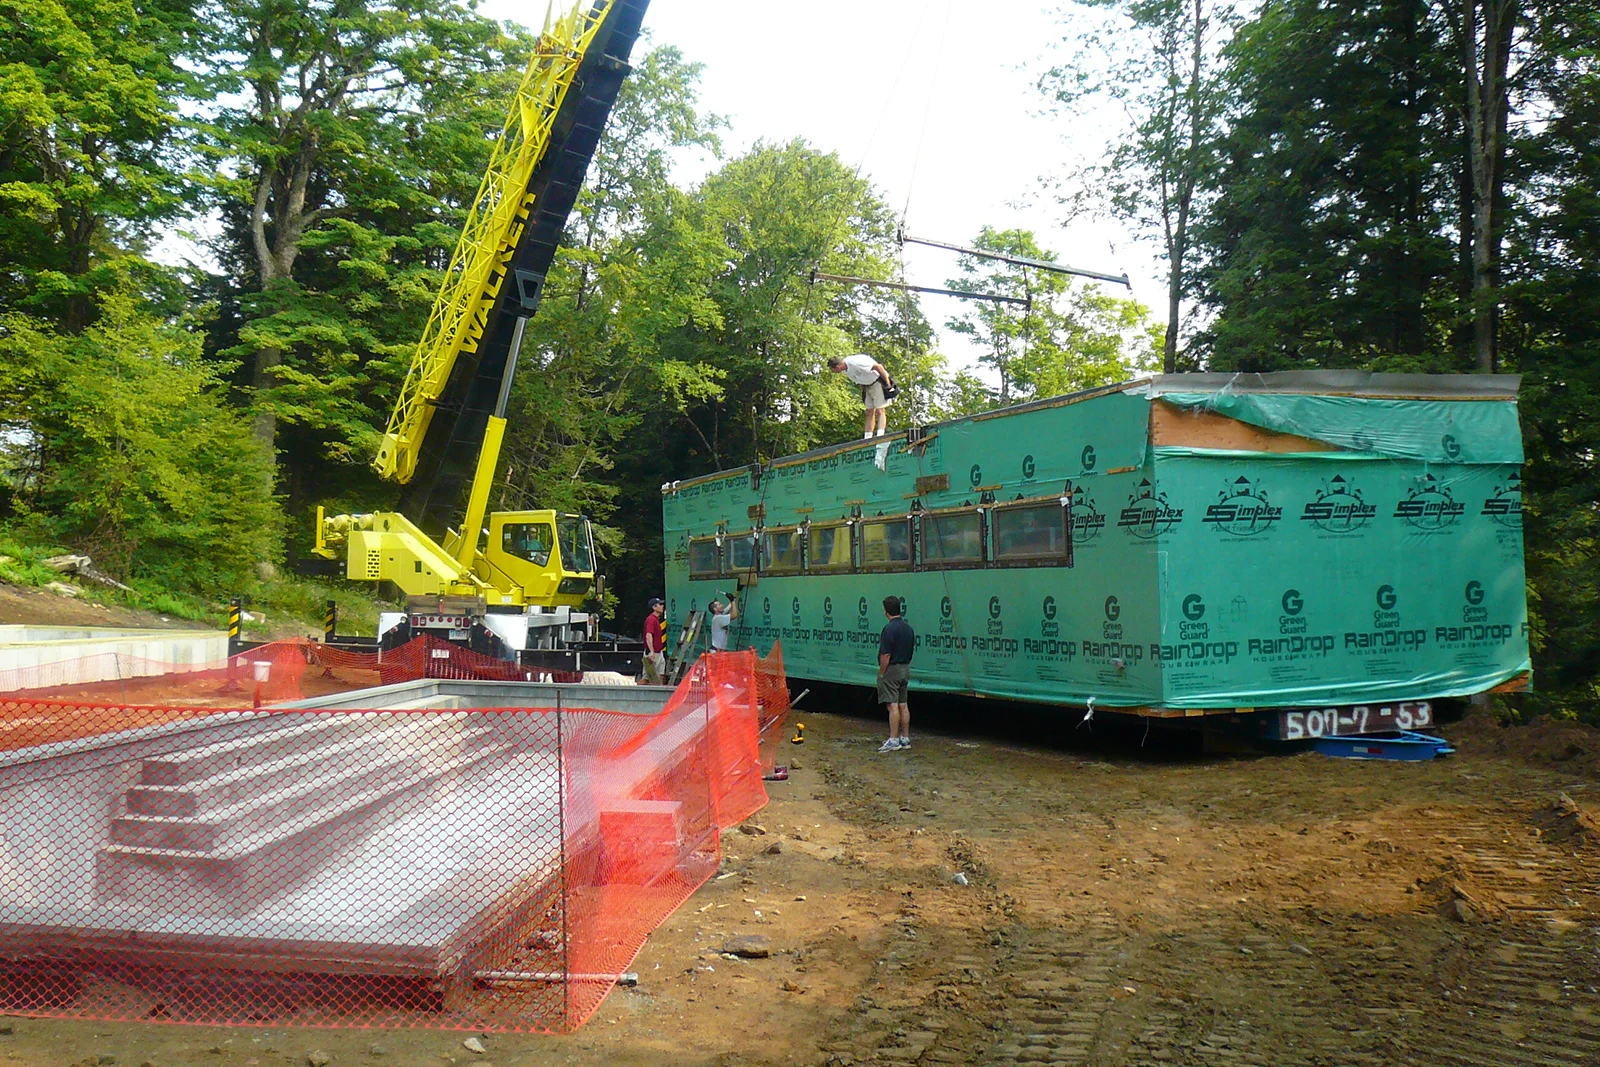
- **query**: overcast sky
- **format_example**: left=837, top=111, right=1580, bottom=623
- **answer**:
left=481, top=0, right=1160, bottom=374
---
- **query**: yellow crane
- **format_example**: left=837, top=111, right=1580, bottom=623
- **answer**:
left=313, top=0, right=650, bottom=663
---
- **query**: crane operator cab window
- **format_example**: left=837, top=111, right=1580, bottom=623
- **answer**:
left=503, top=522, right=555, bottom=566
left=556, top=516, right=594, bottom=573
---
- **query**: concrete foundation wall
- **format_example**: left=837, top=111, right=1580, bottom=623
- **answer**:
left=0, top=626, right=229, bottom=688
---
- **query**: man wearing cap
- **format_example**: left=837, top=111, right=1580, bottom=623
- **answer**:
left=642, top=597, right=667, bottom=684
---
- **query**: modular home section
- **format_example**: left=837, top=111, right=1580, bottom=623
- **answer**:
left=661, top=372, right=1530, bottom=714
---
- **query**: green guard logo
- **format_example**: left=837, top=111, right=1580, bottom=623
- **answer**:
left=969, top=464, right=983, bottom=487
left=858, top=596, right=868, bottom=617
left=823, top=596, right=833, bottom=615
left=941, top=596, right=953, bottom=618
left=1281, top=589, right=1303, bottom=616
left=1442, top=433, right=1462, bottom=460
left=1463, top=579, right=1488, bottom=623
left=1043, top=596, right=1057, bottom=621
left=762, top=596, right=771, bottom=617
left=1104, top=596, right=1121, bottom=621
left=1178, top=593, right=1209, bottom=640
left=1081, top=444, right=1097, bottom=471
left=1377, top=585, right=1398, bottom=611
left=988, top=596, right=1002, bottom=620
left=986, top=595, right=1003, bottom=636
left=1041, top=595, right=1059, bottom=638
left=1021, top=455, right=1036, bottom=480
left=791, top=596, right=801, bottom=616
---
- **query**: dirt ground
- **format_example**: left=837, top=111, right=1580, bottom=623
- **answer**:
left=0, top=704, right=1597, bottom=1067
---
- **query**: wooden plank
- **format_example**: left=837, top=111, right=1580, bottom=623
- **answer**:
left=1149, top=399, right=1339, bottom=453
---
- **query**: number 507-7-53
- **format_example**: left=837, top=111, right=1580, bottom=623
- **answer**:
left=1281, top=702, right=1432, bottom=740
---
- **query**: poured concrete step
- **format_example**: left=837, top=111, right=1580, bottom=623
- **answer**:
left=123, top=716, right=489, bottom=819
left=110, top=727, right=501, bottom=852
left=136, top=715, right=409, bottom=787
left=95, top=712, right=523, bottom=916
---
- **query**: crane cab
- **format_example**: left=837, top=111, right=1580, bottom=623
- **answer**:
left=482, top=510, right=596, bottom=608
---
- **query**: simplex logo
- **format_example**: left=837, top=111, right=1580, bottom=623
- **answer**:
left=1117, top=479, right=1184, bottom=539
left=1104, top=595, right=1121, bottom=621
left=1069, top=486, right=1106, bottom=544
left=1442, top=433, right=1462, bottom=460
left=1203, top=476, right=1283, bottom=536
left=1182, top=594, right=1206, bottom=621
left=1081, top=444, right=1097, bottom=471
left=1281, top=589, right=1304, bottom=616
left=1043, top=596, right=1058, bottom=621
left=1481, top=469, right=1522, bottom=529
left=1301, top=474, right=1377, bottom=534
left=1395, top=473, right=1465, bottom=531
left=1021, top=454, right=1036, bottom=480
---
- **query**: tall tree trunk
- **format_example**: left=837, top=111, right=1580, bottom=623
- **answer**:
left=1457, top=0, right=1519, bottom=373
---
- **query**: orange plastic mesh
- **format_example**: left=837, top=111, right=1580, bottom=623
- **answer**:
left=0, top=643, right=789, bottom=1031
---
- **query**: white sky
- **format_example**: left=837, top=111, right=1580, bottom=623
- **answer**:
left=478, top=0, right=1163, bottom=374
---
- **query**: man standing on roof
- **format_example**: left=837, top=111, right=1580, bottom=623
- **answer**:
left=642, top=597, right=666, bottom=684
left=827, top=353, right=894, bottom=439
left=877, top=595, right=915, bottom=753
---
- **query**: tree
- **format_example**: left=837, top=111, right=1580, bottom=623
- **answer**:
left=1194, top=0, right=1462, bottom=371
left=0, top=293, right=279, bottom=590
left=946, top=228, right=1161, bottom=404
left=198, top=0, right=518, bottom=457
left=0, top=0, right=195, bottom=330
left=1039, top=0, right=1235, bottom=372
left=1444, top=0, right=1522, bottom=373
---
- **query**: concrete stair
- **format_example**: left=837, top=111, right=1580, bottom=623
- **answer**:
left=96, top=713, right=511, bottom=916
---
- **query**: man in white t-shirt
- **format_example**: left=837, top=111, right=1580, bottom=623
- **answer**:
left=707, top=592, right=739, bottom=651
left=827, top=353, right=894, bottom=438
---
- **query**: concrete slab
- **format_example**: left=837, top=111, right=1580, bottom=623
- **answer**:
left=0, top=679, right=688, bottom=987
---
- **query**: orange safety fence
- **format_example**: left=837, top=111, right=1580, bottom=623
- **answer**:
left=0, top=643, right=792, bottom=1031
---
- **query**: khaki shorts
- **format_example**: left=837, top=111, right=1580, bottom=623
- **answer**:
left=862, top=380, right=890, bottom=410
left=877, top=663, right=910, bottom=704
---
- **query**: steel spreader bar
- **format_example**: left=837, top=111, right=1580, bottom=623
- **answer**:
left=897, top=229, right=1131, bottom=288
left=808, top=269, right=1031, bottom=308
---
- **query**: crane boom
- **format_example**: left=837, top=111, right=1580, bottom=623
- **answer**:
left=375, top=0, right=650, bottom=537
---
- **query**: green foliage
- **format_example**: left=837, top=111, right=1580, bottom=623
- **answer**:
left=0, top=292, right=280, bottom=591
left=0, top=0, right=195, bottom=328
left=945, top=228, right=1162, bottom=406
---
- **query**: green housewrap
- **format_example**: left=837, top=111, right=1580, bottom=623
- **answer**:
left=661, top=373, right=1529, bottom=713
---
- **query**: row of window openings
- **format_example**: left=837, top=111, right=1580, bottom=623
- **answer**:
left=687, top=501, right=1072, bottom=578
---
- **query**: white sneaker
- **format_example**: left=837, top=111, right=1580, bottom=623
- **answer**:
left=877, top=738, right=899, bottom=753
left=896, top=737, right=911, bottom=750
